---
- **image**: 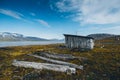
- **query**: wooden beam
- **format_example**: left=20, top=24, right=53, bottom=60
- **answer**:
left=28, top=54, right=83, bottom=70
left=12, top=60, right=76, bottom=74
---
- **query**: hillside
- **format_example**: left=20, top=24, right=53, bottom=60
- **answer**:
left=87, top=33, right=117, bottom=40
left=0, top=32, right=48, bottom=41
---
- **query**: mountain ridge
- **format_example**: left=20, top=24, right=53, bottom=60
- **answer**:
left=0, top=32, right=48, bottom=41
left=0, top=32, right=119, bottom=41
left=87, top=33, right=118, bottom=40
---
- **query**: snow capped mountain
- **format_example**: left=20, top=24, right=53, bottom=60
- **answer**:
left=12, top=33, right=23, bottom=37
left=0, top=32, right=23, bottom=38
left=0, top=32, right=47, bottom=41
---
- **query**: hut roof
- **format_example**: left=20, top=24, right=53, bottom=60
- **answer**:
left=64, top=34, right=94, bottom=39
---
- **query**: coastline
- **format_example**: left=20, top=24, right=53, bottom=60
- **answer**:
left=0, top=41, right=64, bottom=48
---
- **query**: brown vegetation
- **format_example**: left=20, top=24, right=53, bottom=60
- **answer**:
left=0, top=37, right=120, bottom=80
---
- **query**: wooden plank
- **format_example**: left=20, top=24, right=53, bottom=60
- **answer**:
left=28, top=54, right=83, bottom=70
left=38, top=52, right=76, bottom=60
left=12, top=60, right=76, bottom=74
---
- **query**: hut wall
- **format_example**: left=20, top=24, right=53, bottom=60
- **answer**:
left=65, top=36, right=94, bottom=50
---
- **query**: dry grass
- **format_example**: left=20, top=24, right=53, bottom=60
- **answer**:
left=0, top=38, right=120, bottom=80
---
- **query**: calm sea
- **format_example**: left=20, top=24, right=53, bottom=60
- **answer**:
left=0, top=41, right=64, bottom=47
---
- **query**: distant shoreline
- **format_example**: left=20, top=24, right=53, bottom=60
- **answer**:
left=0, top=41, right=64, bottom=48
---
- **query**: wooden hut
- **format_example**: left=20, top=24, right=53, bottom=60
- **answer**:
left=64, top=34, right=94, bottom=50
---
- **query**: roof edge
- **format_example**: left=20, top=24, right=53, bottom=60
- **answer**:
left=64, top=34, right=94, bottom=39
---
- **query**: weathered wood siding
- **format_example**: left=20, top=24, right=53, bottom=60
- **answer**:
left=64, top=35, right=94, bottom=50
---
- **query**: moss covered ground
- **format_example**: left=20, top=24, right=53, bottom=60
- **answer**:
left=0, top=37, right=120, bottom=80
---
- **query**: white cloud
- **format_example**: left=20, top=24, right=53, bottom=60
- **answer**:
left=50, top=0, right=120, bottom=24
left=81, top=0, right=120, bottom=24
left=101, top=26, right=120, bottom=31
left=0, top=9, right=37, bottom=24
left=54, top=0, right=82, bottom=12
left=36, top=19, right=50, bottom=27
left=90, top=26, right=120, bottom=34
left=0, top=9, right=23, bottom=19
left=96, top=26, right=120, bottom=34
left=106, top=26, right=120, bottom=34
left=30, top=12, right=36, bottom=16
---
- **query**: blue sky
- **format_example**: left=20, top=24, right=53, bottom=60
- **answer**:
left=0, top=0, right=120, bottom=39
